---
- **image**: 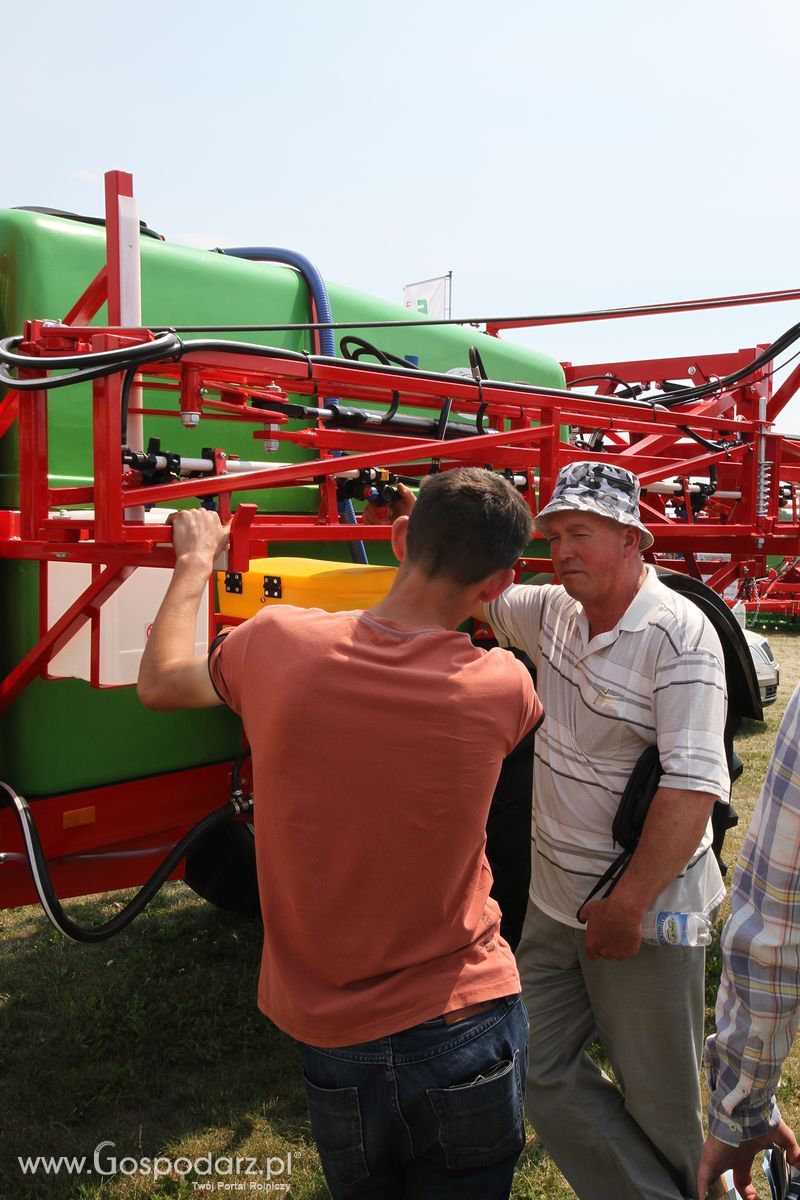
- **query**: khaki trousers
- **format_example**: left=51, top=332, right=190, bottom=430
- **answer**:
left=516, top=900, right=705, bottom=1200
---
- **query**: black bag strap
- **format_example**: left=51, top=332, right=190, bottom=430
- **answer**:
left=576, top=848, right=631, bottom=918
left=576, top=743, right=662, bottom=922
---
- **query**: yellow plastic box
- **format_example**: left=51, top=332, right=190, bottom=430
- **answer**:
left=217, top=557, right=397, bottom=620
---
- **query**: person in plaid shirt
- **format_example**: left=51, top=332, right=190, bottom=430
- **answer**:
left=699, top=683, right=800, bottom=1199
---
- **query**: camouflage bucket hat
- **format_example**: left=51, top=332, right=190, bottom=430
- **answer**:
left=534, top=462, right=654, bottom=550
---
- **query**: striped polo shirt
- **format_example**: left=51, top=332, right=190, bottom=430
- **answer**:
left=487, top=566, right=730, bottom=929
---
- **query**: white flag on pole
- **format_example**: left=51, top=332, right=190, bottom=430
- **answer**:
left=403, top=274, right=451, bottom=319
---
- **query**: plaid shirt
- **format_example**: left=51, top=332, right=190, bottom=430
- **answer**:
left=705, top=683, right=800, bottom=1144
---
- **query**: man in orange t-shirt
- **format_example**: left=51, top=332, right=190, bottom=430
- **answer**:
left=138, top=468, right=543, bottom=1200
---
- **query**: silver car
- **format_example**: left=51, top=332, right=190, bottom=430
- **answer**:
left=743, top=628, right=780, bottom=707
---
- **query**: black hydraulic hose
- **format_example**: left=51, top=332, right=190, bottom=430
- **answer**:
left=467, top=345, right=488, bottom=434
left=120, top=362, right=137, bottom=446
left=654, top=319, right=800, bottom=408
left=0, top=330, right=182, bottom=372
left=476, top=402, right=489, bottom=433
left=0, top=330, right=183, bottom=392
left=678, top=424, right=744, bottom=453
left=0, top=779, right=250, bottom=943
left=0, top=334, right=313, bottom=393
left=435, top=396, right=454, bottom=440
left=381, top=390, right=401, bottom=424
left=341, top=335, right=390, bottom=365
left=340, top=335, right=420, bottom=371
left=469, top=345, right=488, bottom=380
left=0, top=359, right=138, bottom=392
left=327, top=404, right=483, bottom=440
left=333, top=348, right=468, bottom=433
left=226, top=391, right=482, bottom=440
left=231, top=748, right=251, bottom=795
left=568, top=373, right=643, bottom=399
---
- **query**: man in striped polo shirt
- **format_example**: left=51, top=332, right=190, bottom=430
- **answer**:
left=481, top=462, right=731, bottom=1200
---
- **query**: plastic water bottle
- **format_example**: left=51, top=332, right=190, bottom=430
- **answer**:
left=708, top=1169, right=741, bottom=1198
left=642, top=911, right=713, bottom=947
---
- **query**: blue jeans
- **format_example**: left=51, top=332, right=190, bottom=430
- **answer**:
left=299, top=994, right=528, bottom=1200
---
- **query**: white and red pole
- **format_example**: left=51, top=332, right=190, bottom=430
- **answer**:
left=105, top=169, right=144, bottom=521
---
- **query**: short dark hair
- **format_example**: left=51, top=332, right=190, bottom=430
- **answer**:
left=405, top=468, right=532, bottom=585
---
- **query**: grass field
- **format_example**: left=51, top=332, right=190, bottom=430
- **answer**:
left=1, top=630, right=798, bottom=1200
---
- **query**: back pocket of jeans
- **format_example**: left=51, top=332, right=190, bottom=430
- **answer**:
left=302, top=1073, right=369, bottom=1188
left=426, top=1050, right=525, bottom=1170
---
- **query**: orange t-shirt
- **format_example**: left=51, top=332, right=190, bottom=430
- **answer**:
left=210, top=606, right=543, bottom=1048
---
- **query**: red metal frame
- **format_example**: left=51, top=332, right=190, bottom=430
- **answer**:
left=5, top=322, right=799, bottom=626
left=2, top=169, right=800, bottom=911
left=485, top=307, right=800, bottom=609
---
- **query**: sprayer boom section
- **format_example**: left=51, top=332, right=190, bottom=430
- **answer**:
left=3, top=320, right=800, bottom=589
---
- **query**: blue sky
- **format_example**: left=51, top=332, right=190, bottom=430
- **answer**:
left=5, top=0, right=800, bottom=430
